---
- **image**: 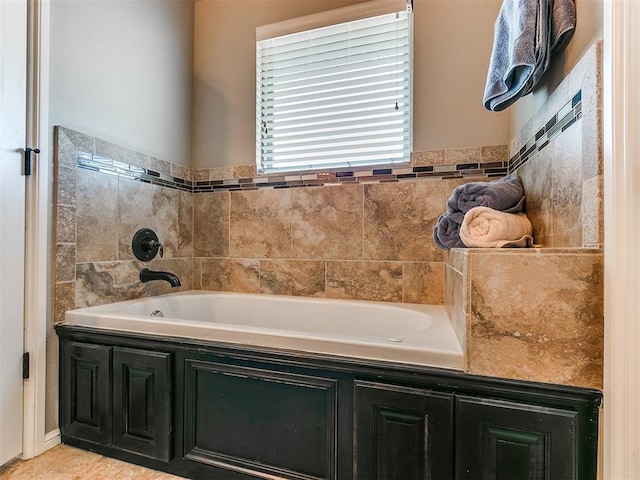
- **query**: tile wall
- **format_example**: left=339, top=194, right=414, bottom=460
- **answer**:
left=444, top=41, right=605, bottom=389
left=54, top=126, right=511, bottom=315
left=54, top=127, right=194, bottom=324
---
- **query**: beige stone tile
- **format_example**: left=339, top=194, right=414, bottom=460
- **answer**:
left=95, top=138, right=124, bottom=163
left=292, top=184, right=363, bottom=260
left=234, top=164, right=256, bottom=179
left=56, top=244, right=76, bottom=282
left=76, top=261, right=146, bottom=308
left=582, top=107, right=603, bottom=181
left=210, top=166, right=234, bottom=181
left=149, top=156, right=171, bottom=175
left=76, top=258, right=190, bottom=307
left=445, top=146, right=482, bottom=164
left=192, top=257, right=202, bottom=290
left=444, top=265, right=466, bottom=351
left=467, top=252, right=603, bottom=389
left=326, top=261, right=403, bottom=302
left=61, top=127, right=94, bottom=154
left=178, top=191, right=193, bottom=258
left=230, top=189, right=292, bottom=258
left=117, top=179, right=180, bottom=260
left=403, top=262, right=444, bottom=305
left=55, top=281, right=75, bottom=323
left=260, top=260, right=325, bottom=297
left=201, top=258, right=260, bottom=293
left=551, top=118, right=583, bottom=247
left=445, top=248, right=466, bottom=274
left=411, top=149, right=445, bottom=166
left=171, top=163, right=192, bottom=181
left=582, top=176, right=603, bottom=247
left=481, top=145, right=509, bottom=163
left=55, top=127, right=78, bottom=169
left=56, top=166, right=76, bottom=206
left=76, top=168, right=118, bottom=262
left=194, top=168, right=212, bottom=182
left=364, top=180, right=445, bottom=262
left=124, top=148, right=149, bottom=169
left=193, top=192, right=229, bottom=257
left=518, top=150, right=552, bottom=246
left=56, top=205, right=76, bottom=244
left=145, top=258, right=192, bottom=296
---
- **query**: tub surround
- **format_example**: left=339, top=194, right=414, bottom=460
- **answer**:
left=53, top=42, right=605, bottom=394
left=446, top=248, right=603, bottom=390
left=55, top=125, right=509, bottom=313
left=444, top=42, right=604, bottom=390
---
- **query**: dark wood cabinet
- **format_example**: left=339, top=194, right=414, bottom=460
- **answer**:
left=183, top=359, right=338, bottom=479
left=57, top=327, right=601, bottom=480
left=354, top=381, right=454, bottom=480
left=112, top=347, right=172, bottom=462
left=59, top=340, right=172, bottom=463
left=455, top=395, right=578, bottom=480
left=60, top=341, right=112, bottom=446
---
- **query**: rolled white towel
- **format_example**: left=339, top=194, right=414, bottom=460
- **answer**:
left=460, top=206, right=535, bottom=248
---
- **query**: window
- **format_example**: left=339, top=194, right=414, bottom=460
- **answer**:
left=256, top=0, right=413, bottom=174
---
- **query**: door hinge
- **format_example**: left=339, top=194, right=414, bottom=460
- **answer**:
left=24, top=147, right=40, bottom=176
left=23, top=352, right=30, bottom=379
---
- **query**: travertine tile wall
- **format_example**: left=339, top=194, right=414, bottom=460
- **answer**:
left=55, top=125, right=511, bottom=314
left=444, top=41, right=605, bottom=389
left=513, top=41, right=603, bottom=248
left=54, top=126, right=194, bottom=324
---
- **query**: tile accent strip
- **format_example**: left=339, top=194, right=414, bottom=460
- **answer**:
left=77, top=151, right=193, bottom=192
left=75, top=89, right=581, bottom=194
left=508, top=90, right=582, bottom=172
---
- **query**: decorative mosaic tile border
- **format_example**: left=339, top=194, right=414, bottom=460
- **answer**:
left=509, top=91, right=582, bottom=172
left=77, top=151, right=193, bottom=192
left=76, top=89, right=582, bottom=195
left=77, top=149, right=510, bottom=194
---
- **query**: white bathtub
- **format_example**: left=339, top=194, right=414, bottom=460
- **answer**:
left=64, top=291, right=464, bottom=370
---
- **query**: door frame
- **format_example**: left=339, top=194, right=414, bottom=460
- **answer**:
left=22, top=0, right=52, bottom=458
left=602, top=0, right=640, bottom=478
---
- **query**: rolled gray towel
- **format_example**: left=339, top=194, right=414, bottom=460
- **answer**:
left=433, top=212, right=466, bottom=250
left=446, top=174, right=525, bottom=214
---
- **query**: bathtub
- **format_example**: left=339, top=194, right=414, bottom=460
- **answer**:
left=64, top=290, right=464, bottom=370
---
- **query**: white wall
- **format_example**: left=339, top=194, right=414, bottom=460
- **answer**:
left=49, top=0, right=194, bottom=165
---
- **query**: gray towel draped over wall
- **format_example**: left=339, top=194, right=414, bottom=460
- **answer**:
left=483, top=0, right=576, bottom=112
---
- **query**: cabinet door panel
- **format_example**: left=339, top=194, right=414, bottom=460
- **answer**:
left=455, top=395, right=578, bottom=480
left=184, top=359, right=337, bottom=480
left=113, top=347, right=172, bottom=462
left=354, top=380, right=454, bottom=480
left=60, top=342, right=111, bottom=445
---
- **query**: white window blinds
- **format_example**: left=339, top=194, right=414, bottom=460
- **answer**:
left=256, top=2, right=412, bottom=174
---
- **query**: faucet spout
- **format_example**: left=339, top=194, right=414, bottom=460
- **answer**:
left=139, top=268, right=181, bottom=287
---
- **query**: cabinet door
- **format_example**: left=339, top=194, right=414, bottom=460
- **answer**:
left=112, top=347, right=172, bottom=462
left=183, top=359, right=338, bottom=480
left=60, top=341, right=112, bottom=445
left=455, top=395, right=578, bottom=480
left=354, top=380, right=454, bottom=480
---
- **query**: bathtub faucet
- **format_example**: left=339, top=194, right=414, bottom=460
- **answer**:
left=139, top=268, right=181, bottom=287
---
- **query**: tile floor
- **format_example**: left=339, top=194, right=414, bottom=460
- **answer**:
left=0, top=444, right=185, bottom=479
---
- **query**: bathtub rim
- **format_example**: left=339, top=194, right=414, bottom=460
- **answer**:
left=62, top=290, right=465, bottom=371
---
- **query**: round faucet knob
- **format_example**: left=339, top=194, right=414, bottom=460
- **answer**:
left=132, top=228, right=163, bottom=261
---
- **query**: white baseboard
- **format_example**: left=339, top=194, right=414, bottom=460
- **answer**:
left=43, top=429, right=61, bottom=451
